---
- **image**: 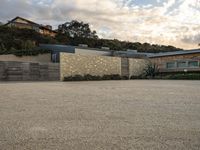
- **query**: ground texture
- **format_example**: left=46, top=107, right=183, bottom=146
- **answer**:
left=0, top=80, right=200, bottom=150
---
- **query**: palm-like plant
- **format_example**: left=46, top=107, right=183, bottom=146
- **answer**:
left=144, top=64, right=159, bottom=78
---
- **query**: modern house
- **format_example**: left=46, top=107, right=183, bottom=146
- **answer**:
left=39, top=44, right=200, bottom=73
left=5, top=17, right=57, bottom=37
left=0, top=43, right=199, bottom=81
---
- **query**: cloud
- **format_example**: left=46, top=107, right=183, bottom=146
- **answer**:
left=182, top=33, right=200, bottom=44
left=0, top=0, right=200, bottom=49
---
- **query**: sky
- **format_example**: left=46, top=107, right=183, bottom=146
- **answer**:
left=0, top=0, right=200, bottom=49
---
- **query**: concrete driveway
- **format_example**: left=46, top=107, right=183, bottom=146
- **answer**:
left=0, top=80, right=200, bottom=150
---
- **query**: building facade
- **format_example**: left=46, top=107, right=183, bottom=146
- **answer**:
left=149, top=50, right=200, bottom=73
left=39, top=44, right=200, bottom=73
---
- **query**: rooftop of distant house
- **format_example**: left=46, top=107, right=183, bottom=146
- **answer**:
left=5, top=16, right=57, bottom=33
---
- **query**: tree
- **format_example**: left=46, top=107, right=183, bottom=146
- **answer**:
left=58, top=20, right=98, bottom=39
left=0, top=41, right=7, bottom=54
left=55, top=33, right=69, bottom=44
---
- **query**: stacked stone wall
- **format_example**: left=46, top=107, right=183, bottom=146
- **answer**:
left=0, top=61, right=59, bottom=81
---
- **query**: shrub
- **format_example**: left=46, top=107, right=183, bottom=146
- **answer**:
left=63, top=74, right=123, bottom=81
left=121, top=76, right=129, bottom=80
left=84, top=74, right=101, bottom=80
left=163, top=73, right=200, bottom=80
left=130, top=75, right=146, bottom=79
left=102, top=74, right=122, bottom=80
left=64, top=75, right=84, bottom=81
left=144, top=63, right=159, bottom=78
left=12, top=48, right=50, bottom=57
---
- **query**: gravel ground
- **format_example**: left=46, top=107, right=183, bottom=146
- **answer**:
left=0, top=80, right=200, bottom=150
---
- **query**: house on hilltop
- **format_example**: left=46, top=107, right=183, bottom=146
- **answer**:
left=5, top=16, right=57, bottom=37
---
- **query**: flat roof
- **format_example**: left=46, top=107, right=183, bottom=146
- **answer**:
left=39, top=44, right=75, bottom=53
left=149, top=49, right=200, bottom=58
left=74, top=46, right=113, bottom=52
left=39, top=44, right=114, bottom=53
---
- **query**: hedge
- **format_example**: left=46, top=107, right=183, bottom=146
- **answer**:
left=63, top=74, right=128, bottom=81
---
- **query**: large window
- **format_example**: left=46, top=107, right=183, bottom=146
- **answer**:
left=188, top=61, right=199, bottom=68
left=166, top=60, right=199, bottom=69
left=166, top=62, right=175, bottom=69
left=177, top=61, right=187, bottom=68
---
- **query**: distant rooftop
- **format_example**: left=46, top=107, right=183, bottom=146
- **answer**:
left=149, top=49, right=200, bottom=58
left=39, top=44, right=114, bottom=52
left=5, top=16, right=57, bottom=33
left=75, top=46, right=113, bottom=52
left=39, top=44, right=75, bottom=53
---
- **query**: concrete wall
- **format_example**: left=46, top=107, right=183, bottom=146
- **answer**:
left=75, top=48, right=112, bottom=56
left=121, top=58, right=129, bottom=77
left=60, top=53, right=121, bottom=80
left=0, top=61, right=59, bottom=81
left=129, top=58, right=149, bottom=77
left=0, top=54, right=51, bottom=63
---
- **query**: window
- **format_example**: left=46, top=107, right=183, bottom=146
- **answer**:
left=166, top=62, right=175, bottom=69
left=188, top=61, right=199, bottom=68
left=177, top=61, right=187, bottom=68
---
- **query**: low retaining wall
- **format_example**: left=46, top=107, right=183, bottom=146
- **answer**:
left=0, top=61, right=60, bottom=81
left=0, top=54, right=51, bottom=63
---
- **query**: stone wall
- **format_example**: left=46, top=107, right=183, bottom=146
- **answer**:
left=60, top=53, right=150, bottom=80
left=129, top=58, right=149, bottom=77
left=0, top=61, right=59, bottom=81
left=0, top=54, right=51, bottom=63
left=60, top=53, right=121, bottom=80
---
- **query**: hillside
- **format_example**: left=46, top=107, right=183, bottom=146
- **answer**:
left=0, top=26, right=183, bottom=56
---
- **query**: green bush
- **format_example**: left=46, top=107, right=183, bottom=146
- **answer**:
left=63, top=74, right=123, bottom=81
left=64, top=75, right=84, bottom=81
left=163, top=73, right=200, bottom=80
left=12, top=48, right=50, bottom=57
left=84, top=74, right=101, bottom=80
left=102, top=74, right=123, bottom=80
left=130, top=75, right=146, bottom=79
